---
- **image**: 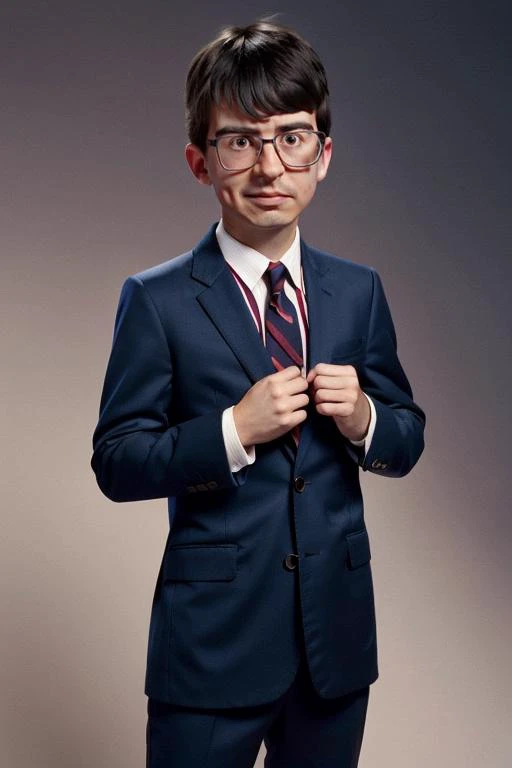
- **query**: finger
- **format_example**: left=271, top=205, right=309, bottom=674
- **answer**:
left=290, top=392, right=310, bottom=409
left=288, top=374, right=309, bottom=391
left=314, top=388, right=357, bottom=404
left=280, top=370, right=309, bottom=394
left=316, top=401, right=355, bottom=417
left=268, top=368, right=307, bottom=398
left=275, top=365, right=304, bottom=381
left=310, top=373, right=358, bottom=391
left=312, top=363, right=357, bottom=377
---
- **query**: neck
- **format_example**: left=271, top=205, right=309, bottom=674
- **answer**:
left=222, top=219, right=297, bottom=260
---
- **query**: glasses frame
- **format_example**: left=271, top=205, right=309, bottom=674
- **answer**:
left=207, top=130, right=327, bottom=171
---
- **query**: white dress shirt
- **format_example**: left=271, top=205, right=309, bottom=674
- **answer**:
left=216, top=220, right=376, bottom=473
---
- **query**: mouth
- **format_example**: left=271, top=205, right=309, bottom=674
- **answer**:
left=245, top=191, right=291, bottom=198
left=245, top=192, right=292, bottom=204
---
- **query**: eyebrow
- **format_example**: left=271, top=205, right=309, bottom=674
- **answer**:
left=214, top=122, right=316, bottom=137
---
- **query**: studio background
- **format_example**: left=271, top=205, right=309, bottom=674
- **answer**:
left=1, top=1, right=510, bottom=766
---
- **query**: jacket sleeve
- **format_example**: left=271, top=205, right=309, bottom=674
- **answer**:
left=357, top=269, right=426, bottom=477
left=90, top=276, right=248, bottom=502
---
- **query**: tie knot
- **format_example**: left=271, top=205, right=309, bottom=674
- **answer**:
left=266, top=261, right=288, bottom=294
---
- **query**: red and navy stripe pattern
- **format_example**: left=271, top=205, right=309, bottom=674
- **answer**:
left=265, top=262, right=304, bottom=372
left=265, top=261, right=304, bottom=446
left=226, top=259, right=308, bottom=449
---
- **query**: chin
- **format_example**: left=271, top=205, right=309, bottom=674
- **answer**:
left=246, top=210, right=296, bottom=229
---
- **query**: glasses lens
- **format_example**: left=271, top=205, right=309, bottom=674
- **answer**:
left=275, top=131, right=322, bottom=167
left=215, top=131, right=324, bottom=170
left=217, top=135, right=260, bottom=170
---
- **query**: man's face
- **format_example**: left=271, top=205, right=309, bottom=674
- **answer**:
left=186, top=104, right=332, bottom=248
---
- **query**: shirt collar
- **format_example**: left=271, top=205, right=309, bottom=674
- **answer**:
left=215, top=220, right=303, bottom=293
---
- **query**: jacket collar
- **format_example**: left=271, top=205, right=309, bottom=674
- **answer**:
left=191, top=223, right=334, bottom=467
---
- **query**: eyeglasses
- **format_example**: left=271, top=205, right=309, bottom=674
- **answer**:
left=207, top=130, right=326, bottom=171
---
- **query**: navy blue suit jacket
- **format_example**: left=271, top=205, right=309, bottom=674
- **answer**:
left=91, top=223, right=425, bottom=708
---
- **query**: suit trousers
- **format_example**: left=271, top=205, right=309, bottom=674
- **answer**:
left=146, top=640, right=370, bottom=768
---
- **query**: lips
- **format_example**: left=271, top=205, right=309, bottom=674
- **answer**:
left=246, top=193, right=290, bottom=197
left=245, top=192, right=292, bottom=203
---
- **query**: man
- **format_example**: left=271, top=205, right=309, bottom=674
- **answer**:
left=91, top=20, right=425, bottom=768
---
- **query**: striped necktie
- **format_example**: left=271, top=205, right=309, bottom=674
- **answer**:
left=264, top=261, right=304, bottom=446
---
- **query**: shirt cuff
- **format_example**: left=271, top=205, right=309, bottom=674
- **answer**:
left=222, top=406, right=256, bottom=473
left=349, top=394, right=377, bottom=455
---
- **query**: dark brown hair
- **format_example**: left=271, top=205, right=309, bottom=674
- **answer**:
left=185, top=20, right=331, bottom=151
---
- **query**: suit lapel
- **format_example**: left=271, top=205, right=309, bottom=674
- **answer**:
left=192, top=226, right=297, bottom=464
left=193, top=225, right=276, bottom=385
left=191, top=226, right=336, bottom=468
left=300, top=239, right=334, bottom=371
left=294, top=240, right=334, bottom=470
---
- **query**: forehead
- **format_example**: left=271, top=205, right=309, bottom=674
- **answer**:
left=208, top=104, right=318, bottom=135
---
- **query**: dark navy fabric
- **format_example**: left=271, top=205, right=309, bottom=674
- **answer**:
left=91, top=223, right=425, bottom=709
left=146, top=652, right=369, bottom=768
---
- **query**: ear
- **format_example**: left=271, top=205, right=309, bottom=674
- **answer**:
left=316, top=136, right=333, bottom=183
left=185, top=143, right=212, bottom=185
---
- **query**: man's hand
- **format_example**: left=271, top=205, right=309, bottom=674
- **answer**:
left=233, top=366, right=309, bottom=447
left=306, top=363, right=370, bottom=442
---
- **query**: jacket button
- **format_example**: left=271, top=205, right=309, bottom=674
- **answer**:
left=294, top=476, right=306, bottom=492
left=283, top=553, right=299, bottom=571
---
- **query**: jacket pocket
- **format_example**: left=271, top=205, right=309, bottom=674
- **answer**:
left=163, top=544, right=238, bottom=582
left=346, top=528, right=371, bottom=569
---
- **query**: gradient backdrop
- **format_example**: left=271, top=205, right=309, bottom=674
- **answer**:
left=2, top=1, right=511, bottom=766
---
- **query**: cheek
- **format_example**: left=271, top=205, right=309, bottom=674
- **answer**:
left=209, top=182, right=231, bottom=207
left=298, top=177, right=319, bottom=205
left=213, top=178, right=242, bottom=205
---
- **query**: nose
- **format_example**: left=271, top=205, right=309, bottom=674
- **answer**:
left=253, top=141, right=285, bottom=179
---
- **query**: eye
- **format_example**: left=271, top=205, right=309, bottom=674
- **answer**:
left=226, top=135, right=253, bottom=151
left=280, top=132, right=303, bottom=146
